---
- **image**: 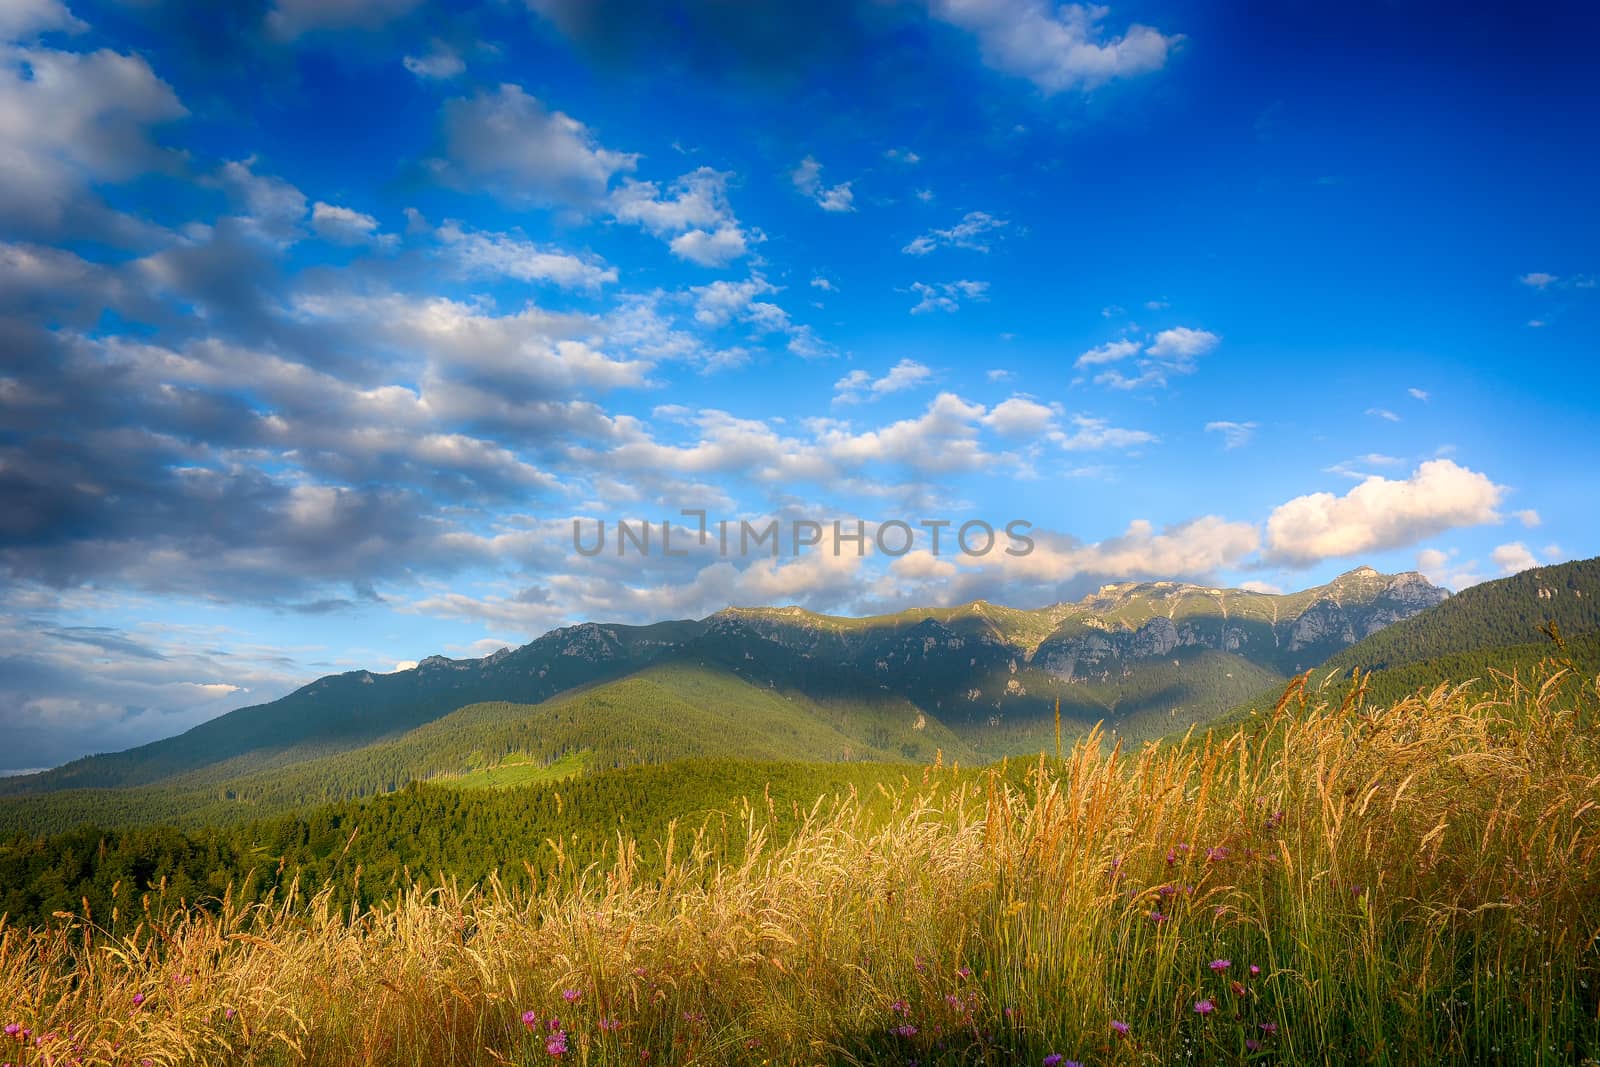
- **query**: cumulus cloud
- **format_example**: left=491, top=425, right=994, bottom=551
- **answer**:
left=0, top=42, right=187, bottom=237
left=791, top=156, right=855, bottom=212
left=311, top=201, right=394, bottom=247
left=1092, top=327, right=1218, bottom=389
left=926, top=0, right=1181, bottom=94
left=610, top=166, right=758, bottom=266
left=1074, top=338, right=1140, bottom=368
left=435, top=220, right=616, bottom=289
left=1265, top=459, right=1505, bottom=566
left=902, top=211, right=1008, bottom=255
left=435, top=84, right=637, bottom=208
left=1519, top=272, right=1557, bottom=289
left=1515, top=509, right=1541, bottom=528
left=909, top=279, right=988, bottom=314
left=834, top=359, right=934, bottom=404
left=0, top=0, right=86, bottom=38
left=1491, top=541, right=1539, bottom=575
left=403, top=42, right=465, bottom=79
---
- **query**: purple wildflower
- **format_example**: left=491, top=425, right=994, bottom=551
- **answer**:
left=522, top=1010, right=539, bottom=1028
left=956, top=966, right=972, bottom=980
left=894, top=1024, right=917, bottom=1038
left=561, top=988, right=581, bottom=1003
left=890, top=998, right=911, bottom=1017
left=599, top=1017, right=621, bottom=1032
left=131, top=993, right=145, bottom=1008
left=1110, top=1020, right=1130, bottom=1035
left=1043, top=1056, right=1063, bottom=1067
left=1246, top=1039, right=1262, bottom=1052
left=545, top=1030, right=568, bottom=1057
left=1249, top=965, right=1261, bottom=976
left=1259, top=1021, right=1278, bottom=1034
left=1210, top=959, right=1231, bottom=971
left=1148, top=910, right=1168, bottom=923
left=1193, top=999, right=1216, bottom=1015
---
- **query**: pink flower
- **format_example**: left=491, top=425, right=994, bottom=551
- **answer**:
left=599, top=1017, right=621, bottom=1032
left=1249, top=965, right=1261, bottom=976
left=1110, top=1020, right=1130, bottom=1035
left=561, top=989, right=581, bottom=1003
left=1259, top=1021, right=1278, bottom=1034
left=546, top=1030, right=568, bottom=1056
left=131, top=993, right=145, bottom=1008
left=1148, top=910, right=1168, bottom=923
left=1193, top=999, right=1215, bottom=1015
left=1209, top=959, right=1231, bottom=971
left=521, top=1010, right=539, bottom=1028
left=894, top=1024, right=917, bottom=1038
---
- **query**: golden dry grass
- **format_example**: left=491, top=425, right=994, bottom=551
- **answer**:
left=3, top=664, right=1598, bottom=1066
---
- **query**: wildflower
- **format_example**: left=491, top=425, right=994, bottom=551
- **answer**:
left=890, top=998, right=911, bottom=1017
left=599, top=1017, right=621, bottom=1032
left=1259, top=1021, right=1278, bottom=1034
left=521, top=1010, right=539, bottom=1028
left=956, top=966, right=972, bottom=980
left=1193, top=999, right=1215, bottom=1015
left=561, top=989, right=581, bottom=1003
left=1043, top=1056, right=1063, bottom=1067
left=1111, top=1020, right=1130, bottom=1035
left=131, top=994, right=145, bottom=1008
left=4, top=1024, right=18, bottom=1037
left=545, top=1030, right=568, bottom=1057
left=1246, top=1039, right=1262, bottom=1052
left=894, top=1024, right=917, bottom=1038
left=1206, top=847, right=1229, bottom=862
left=1231, top=981, right=1247, bottom=997
left=1249, top=965, right=1261, bottom=976
left=1148, top=910, right=1168, bottom=923
left=1210, top=959, right=1231, bottom=971
left=224, top=1009, right=236, bottom=1020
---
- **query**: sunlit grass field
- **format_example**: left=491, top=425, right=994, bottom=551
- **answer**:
left=3, top=663, right=1598, bottom=1066
left=443, top=750, right=590, bottom=791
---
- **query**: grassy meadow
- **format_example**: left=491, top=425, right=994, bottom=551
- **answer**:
left=3, top=662, right=1599, bottom=1066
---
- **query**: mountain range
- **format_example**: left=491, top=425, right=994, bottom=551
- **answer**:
left=2, top=565, right=1448, bottom=812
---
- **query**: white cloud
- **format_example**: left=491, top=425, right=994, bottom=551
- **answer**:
left=1074, top=338, right=1140, bottom=368
left=986, top=368, right=1013, bottom=382
left=791, top=156, right=855, bottom=212
left=909, top=279, right=988, bottom=314
left=902, top=211, right=1008, bottom=255
left=834, top=359, right=934, bottom=404
left=1204, top=420, right=1256, bottom=449
left=884, top=147, right=921, bottom=164
left=435, top=220, right=616, bottom=289
left=1323, top=453, right=1403, bottom=479
left=1408, top=387, right=1429, bottom=401
left=1093, top=327, right=1218, bottom=389
left=403, top=42, right=465, bottom=79
left=1519, top=272, right=1558, bottom=289
left=217, top=157, right=308, bottom=244
left=982, top=396, right=1056, bottom=436
left=1492, top=542, right=1539, bottom=575
left=1515, top=509, right=1541, bottom=528
left=1239, top=580, right=1282, bottom=594
left=436, top=84, right=637, bottom=207
left=926, top=0, right=1181, bottom=94
left=0, top=0, right=85, bottom=38
left=610, top=167, right=757, bottom=266
left=0, top=43, right=186, bottom=233
left=810, top=275, right=837, bottom=292
left=311, top=201, right=392, bottom=247
left=1054, top=414, right=1156, bottom=451
left=1266, top=459, right=1505, bottom=566
left=1365, top=407, right=1401, bottom=422
left=669, top=226, right=751, bottom=267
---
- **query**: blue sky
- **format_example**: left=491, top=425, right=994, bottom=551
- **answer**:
left=2, top=0, right=1597, bottom=770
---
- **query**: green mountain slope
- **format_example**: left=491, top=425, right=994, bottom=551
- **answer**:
left=1209, top=557, right=1600, bottom=735
left=0, top=661, right=973, bottom=834
left=1320, top=556, right=1600, bottom=670
left=2, top=566, right=1448, bottom=805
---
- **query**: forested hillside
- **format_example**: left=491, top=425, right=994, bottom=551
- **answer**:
left=1322, top=557, right=1599, bottom=670
left=0, top=664, right=970, bottom=835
